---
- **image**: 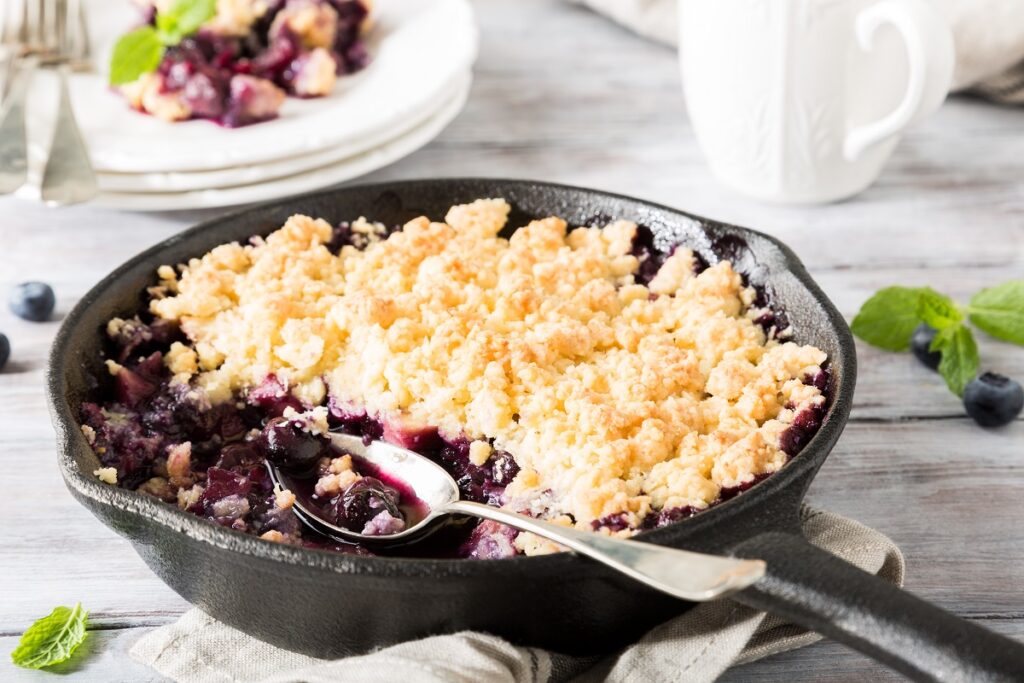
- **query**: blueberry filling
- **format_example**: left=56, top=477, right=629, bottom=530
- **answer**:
left=79, top=221, right=828, bottom=558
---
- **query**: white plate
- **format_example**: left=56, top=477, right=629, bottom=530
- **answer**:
left=75, top=0, right=477, bottom=173
left=96, top=73, right=468, bottom=192
left=91, top=72, right=470, bottom=211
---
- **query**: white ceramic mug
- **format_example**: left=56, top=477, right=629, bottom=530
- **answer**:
left=679, top=0, right=955, bottom=204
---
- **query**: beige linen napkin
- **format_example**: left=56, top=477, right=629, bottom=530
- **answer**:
left=130, top=507, right=904, bottom=683
left=571, top=0, right=1024, bottom=104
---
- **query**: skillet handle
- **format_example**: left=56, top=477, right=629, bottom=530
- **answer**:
left=730, top=531, right=1024, bottom=682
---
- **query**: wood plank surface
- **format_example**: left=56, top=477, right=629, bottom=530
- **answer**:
left=0, top=0, right=1022, bottom=680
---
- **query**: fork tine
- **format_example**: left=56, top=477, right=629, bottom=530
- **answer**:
left=76, top=0, right=89, bottom=61
left=1, top=1, right=19, bottom=47
left=18, top=0, right=29, bottom=46
left=41, top=0, right=55, bottom=52
left=55, top=0, right=67, bottom=54
left=34, top=0, right=44, bottom=50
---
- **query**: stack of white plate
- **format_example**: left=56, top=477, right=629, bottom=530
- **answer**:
left=29, top=0, right=477, bottom=211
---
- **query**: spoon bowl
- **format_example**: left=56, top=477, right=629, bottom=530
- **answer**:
left=267, top=431, right=767, bottom=602
left=267, top=431, right=461, bottom=546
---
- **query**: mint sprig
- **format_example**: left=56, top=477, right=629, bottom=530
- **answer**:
left=852, top=281, right=1023, bottom=398
left=109, top=0, right=217, bottom=86
left=10, top=604, right=89, bottom=670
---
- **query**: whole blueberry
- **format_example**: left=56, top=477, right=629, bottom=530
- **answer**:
left=9, top=282, right=56, bottom=322
left=0, top=333, right=9, bottom=371
left=910, top=323, right=942, bottom=370
left=257, top=417, right=325, bottom=473
left=330, top=477, right=402, bottom=531
left=963, top=373, right=1024, bottom=427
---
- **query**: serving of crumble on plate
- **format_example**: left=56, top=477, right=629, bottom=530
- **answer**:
left=79, top=199, right=828, bottom=558
left=119, top=0, right=373, bottom=126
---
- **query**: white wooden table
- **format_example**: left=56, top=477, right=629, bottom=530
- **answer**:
left=2, top=1, right=1022, bottom=680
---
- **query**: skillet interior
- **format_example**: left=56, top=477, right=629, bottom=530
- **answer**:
left=48, top=178, right=855, bottom=656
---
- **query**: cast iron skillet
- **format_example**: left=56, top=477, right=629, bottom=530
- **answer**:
left=48, top=179, right=1024, bottom=681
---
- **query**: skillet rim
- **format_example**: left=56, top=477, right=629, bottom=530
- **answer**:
left=47, top=177, right=856, bottom=578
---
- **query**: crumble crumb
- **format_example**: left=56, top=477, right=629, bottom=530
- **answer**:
left=138, top=476, right=176, bottom=502
left=270, top=0, right=338, bottom=48
left=275, top=489, right=296, bottom=510
left=292, top=48, right=338, bottom=97
left=260, top=530, right=286, bottom=543
left=177, top=484, right=205, bottom=510
left=316, top=469, right=360, bottom=497
left=93, top=467, right=117, bottom=485
left=166, top=442, right=193, bottom=480
left=469, top=441, right=492, bottom=467
left=81, top=424, right=96, bottom=445
left=166, top=342, right=199, bottom=381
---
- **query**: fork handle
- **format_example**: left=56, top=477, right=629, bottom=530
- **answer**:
left=445, top=499, right=766, bottom=602
left=40, top=63, right=96, bottom=205
left=0, top=56, right=34, bottom=194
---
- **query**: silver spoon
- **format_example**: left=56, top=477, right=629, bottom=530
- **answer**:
left=266, top=431, right=766, bottom=602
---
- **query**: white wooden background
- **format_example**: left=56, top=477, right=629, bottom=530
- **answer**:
left=1, top=0, right=1023, bottom=680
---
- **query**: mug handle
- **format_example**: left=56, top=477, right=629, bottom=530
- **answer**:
left=843, top=0, right=955, bottom=161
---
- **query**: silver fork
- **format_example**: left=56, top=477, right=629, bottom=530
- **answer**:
left=39, top=0, right=96, bottom=206
left=0, top=0, right=40, bottom=194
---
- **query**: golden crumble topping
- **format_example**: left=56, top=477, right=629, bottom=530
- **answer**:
left=148, top=199, right=826, bottom=539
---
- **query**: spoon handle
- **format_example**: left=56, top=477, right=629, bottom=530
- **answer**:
left=446, top=500, right=765, bottom=602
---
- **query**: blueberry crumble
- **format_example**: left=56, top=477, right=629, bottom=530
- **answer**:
left=119, top=0, right=372, bottom=126
left=80, top=200, right=829, bottom=558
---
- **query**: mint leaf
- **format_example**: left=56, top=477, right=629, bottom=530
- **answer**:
left=969, top=280, right=1024, bottom=345
left=916, top=287, right=962, bottom=330
left=157, top=0, right=217, bottom=43
left=851, top=286, right=926, bottom=351
left=932, top=325, right=979, bottom=397
left=10, top=604, right=88, bottom=670
left=109, top=0, right=216, bottom=85
left=109, top=26, right=164, bottom=86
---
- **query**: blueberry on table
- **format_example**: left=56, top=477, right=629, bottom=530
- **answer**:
left=963, top=373, right=1024, bottom=427
left=9, top=282, right=56, bottom=322
left=910, top=323, right=942, bottom=370
left=0, top=333, right=9, bottom=371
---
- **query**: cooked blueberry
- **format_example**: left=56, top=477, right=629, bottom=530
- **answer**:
left=457, top=519, right=518, bottom=559
left=9, top=282, right=55, bottom=321
left=113, top=366, right=158, bottom=408
left=257, top=417, right=325, bottom=472
left=963, top=373, right=1024, bottom=427
left=215, top=443, right=262, bottom=470
left=247, top=375, right=304, bottom=417
left=910, top=324, right=942, bottom=370
left=330, top=477, right=402, bottom=531
left=0, top=333, right=8, bottom=371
